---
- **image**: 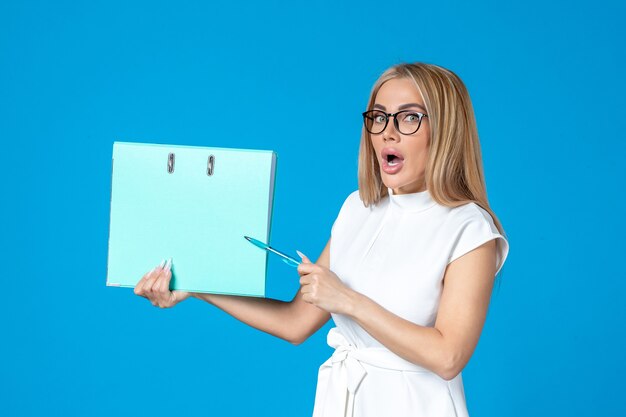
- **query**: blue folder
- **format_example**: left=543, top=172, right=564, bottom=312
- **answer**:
left=106, top=141, right=277, bottom=297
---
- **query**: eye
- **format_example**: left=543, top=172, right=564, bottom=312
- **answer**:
left=403, top=112, right=420, bottom=123
left=373, top=114, right=386, bottom=124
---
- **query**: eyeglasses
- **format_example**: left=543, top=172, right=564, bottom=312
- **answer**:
left=362, top=109, right=428, bottom=135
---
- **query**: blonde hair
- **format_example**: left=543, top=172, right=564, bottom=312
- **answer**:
left=357, top=62, right=508, bottom=277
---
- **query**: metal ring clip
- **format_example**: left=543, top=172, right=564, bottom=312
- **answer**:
left=207, top=154, right=215, bottom=176
left=167, top=152, right=175, bottom=173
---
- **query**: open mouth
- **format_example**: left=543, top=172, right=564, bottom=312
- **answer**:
left=386, top=154, right=403, bottom=166
left=381, top=148, right=405, bottom=173
left=382, top=148, right=404, bottom=161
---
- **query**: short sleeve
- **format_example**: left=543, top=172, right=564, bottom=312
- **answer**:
left=447, top=206, right=510, bottom=276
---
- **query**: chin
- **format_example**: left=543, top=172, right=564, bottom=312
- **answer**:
left=381, top=172, right=424, bottom=193
left=381, top=173, right=405, bottom=186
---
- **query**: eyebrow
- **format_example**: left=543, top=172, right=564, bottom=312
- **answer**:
left=372, top=103, right=427, bottom=112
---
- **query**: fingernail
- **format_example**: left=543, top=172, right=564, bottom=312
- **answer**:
left=164, top=258, right=172, bottom=272
left=296, top=250, right=307, bottom=260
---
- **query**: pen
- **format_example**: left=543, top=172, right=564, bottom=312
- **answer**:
left=244, top=236, right=301, bottom=267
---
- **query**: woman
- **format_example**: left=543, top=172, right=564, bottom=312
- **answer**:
left=134, top=62, right=510, bottom=417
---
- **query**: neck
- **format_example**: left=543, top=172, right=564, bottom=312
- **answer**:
left=387, top=186, right=437, bottom=212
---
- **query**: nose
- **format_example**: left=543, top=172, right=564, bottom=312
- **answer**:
left=382, top=118, right=400, bottom=142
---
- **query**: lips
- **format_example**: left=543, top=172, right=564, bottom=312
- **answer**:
left=380, top=148, right=404, bottom=161
left=380, top=147, right=405, bottom=174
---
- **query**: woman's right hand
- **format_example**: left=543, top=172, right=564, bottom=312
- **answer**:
left=134, top=258, right=192, bottom=308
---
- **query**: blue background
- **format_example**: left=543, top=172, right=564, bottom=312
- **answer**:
left=2, top=0, right=624, bottom=416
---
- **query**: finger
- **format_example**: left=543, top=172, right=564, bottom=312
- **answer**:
left=296, top=250, right=311, bottom=263
left=297, top=262, right=317, bottom=276
left=134, top=267, right=157, bottom=296
left=134, top=275, right=146, bottom=296
left=154, top=271, right=170, bottom=294
left=154, top=258, right=173, bottom=304
left=154, top=269, right=172, bottom=304
left=144, top=263, right=164, bottom=295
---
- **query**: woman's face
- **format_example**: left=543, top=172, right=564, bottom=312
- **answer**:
left=369, top=77, right=430, bottom=195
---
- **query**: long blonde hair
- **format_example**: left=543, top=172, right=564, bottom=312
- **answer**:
left=357, top=62, right=508, bottom=277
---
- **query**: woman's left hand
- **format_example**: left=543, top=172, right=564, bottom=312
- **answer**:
left=296, top=251, right=356, bottom=315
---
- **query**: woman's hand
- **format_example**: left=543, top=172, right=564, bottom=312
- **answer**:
left=134, top=258, right=192, bottom=308
left=296, top=251, right=357, bottom=315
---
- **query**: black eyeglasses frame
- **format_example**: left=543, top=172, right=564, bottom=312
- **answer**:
left=362, top=109, right=429, bottom=135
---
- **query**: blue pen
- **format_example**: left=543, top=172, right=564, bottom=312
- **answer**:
left=244, top=236, right=301, bottom=267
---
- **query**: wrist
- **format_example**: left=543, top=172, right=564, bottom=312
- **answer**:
left=192, top=292, right=214, bottom=304
left=344, top=289, right=366, bottom=319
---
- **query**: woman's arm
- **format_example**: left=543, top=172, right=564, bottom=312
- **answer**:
left=344, top=239, right=498, bottom=381
left=193, top=238, right=332, bottom=345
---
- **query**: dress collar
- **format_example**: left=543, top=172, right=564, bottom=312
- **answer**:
left=387, top=187, right=437, bottom=212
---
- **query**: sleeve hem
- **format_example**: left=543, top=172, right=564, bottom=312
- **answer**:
left=447, top=233, right=509, bottom=276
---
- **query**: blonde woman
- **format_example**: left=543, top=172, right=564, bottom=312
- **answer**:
left=134, top=62, right=510, bottom=417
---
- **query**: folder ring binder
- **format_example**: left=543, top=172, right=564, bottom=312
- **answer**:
left=207, top=154, right=215, bottom=176
left=166, top=152, right=216, bottom=176
left=168, top=152, right=175, bottom=173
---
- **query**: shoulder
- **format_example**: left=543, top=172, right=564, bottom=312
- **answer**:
left=444, top=202, right=509, bottom=275
left=445, top=202, right=497, bottom=229
left=341, top=189, right=392, bottom=212
left=443, top=202, right=503, bottom=248
left=336, top=188, right=390, bottom=216
left=330, top=189, right=372, bottom=236
left=332, top=189, right=368, bottom=216
left=341, top=189, right=364, bottom=210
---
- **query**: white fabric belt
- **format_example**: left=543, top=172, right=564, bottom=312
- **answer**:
left=315, top=327, right=433, bottom=417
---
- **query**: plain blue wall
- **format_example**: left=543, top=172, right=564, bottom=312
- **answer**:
left=2, top=0, right=624, bottom=416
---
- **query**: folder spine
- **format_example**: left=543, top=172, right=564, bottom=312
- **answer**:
left=105, top=153, right=114, bottom=287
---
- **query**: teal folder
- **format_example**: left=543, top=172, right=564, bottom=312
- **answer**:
left=106, top=141, right=277, bottom=297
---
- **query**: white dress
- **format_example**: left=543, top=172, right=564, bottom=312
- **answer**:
left=311, top=187, right=510, bottom=417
